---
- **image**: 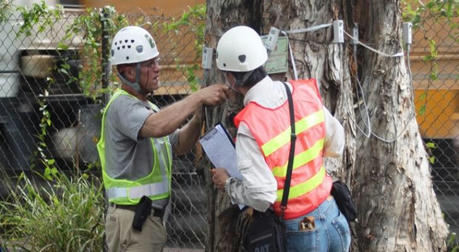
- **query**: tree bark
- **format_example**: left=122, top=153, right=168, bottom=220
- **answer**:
left=350, top=1, right=449, bottom=251
left=204, top=0, right=448, bottom=251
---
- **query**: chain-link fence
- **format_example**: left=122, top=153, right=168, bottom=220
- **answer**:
left=0, top=5, right=207, bottom=250
left=411, top=12, right=459, bottom=238
left=0, top=2, right=457, bottom=250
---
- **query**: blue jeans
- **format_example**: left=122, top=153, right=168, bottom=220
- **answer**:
left=283, top=197, right=351, bottom=252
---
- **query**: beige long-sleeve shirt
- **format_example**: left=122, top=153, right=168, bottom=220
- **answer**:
left=225, top=77, right=345, bottom=212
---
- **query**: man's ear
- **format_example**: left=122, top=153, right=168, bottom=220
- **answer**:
left=118, top=65, right=135, bottom=82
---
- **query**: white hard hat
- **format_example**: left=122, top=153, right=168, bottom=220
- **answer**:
left=110, top=26, right=159, bottom=66
left=216, top=26, right=268, bottom=72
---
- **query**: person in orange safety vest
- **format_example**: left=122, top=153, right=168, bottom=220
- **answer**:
left=211, top=25, right=351, bottom=252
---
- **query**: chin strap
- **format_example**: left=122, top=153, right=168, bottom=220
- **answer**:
left=117, top=63, right=142, bottom=93
left=236, top=70, right=254, bottom=86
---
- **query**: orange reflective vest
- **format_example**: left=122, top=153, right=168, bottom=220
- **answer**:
left=234, top=79, right=332, bottom=219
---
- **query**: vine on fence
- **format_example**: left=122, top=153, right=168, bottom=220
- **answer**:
left=402, top=0, right=457, bottom=116
left=5, top=2, right=60, bottom=178
left=16, top=1, right=63, bottom=37
left=59, top=6, right=128, bottom=99
left=402, top=1, right=459, bottom=246
left=36, top=94, right=58, bottom=180
left=0, top=1, right=206, bottom=177
left=163, top=4, right=206, bottom=92
left=0, top=1, right=13, bottom=23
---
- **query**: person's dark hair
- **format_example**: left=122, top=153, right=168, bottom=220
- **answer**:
left=229, top=66, right=267, bottom=88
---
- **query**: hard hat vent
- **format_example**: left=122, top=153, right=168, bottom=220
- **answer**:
left=110, top=26, right=159, bottom=65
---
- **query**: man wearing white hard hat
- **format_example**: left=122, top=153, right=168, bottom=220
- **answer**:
left=98, top=26, right=228, bottom=251
left=211, top=25, right=351, bottom=251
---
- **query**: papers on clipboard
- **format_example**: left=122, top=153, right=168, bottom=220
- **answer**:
left=199, top=123, right=241, bottom=179
left=199, top=123, right=244, bottom=209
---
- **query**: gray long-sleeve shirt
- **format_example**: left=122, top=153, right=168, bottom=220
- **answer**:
left=225, top=77, right=345, bottom=212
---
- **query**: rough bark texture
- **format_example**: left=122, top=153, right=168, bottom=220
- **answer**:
left=351, top=1, right=449, bottom=251
left=204, top=0, right=448, bottom=251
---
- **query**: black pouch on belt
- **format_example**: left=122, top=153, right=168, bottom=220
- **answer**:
left=331, top=180, right=357, bottom=222
left=132, top=196, right=152, bottom=231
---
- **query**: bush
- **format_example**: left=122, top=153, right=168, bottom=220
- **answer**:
left=0, top=172, right=104, bottom=251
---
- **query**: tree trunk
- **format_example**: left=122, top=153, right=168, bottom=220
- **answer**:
left=204, top=0, right=448, bottom=251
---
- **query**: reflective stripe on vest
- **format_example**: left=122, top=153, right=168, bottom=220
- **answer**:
left=272, top=138, right=324, bottom=177
left=106, top=181, right=169, bottom=199
left=234, top=79, right=332, bottom=219
left=262, top=110, right=325, bottom=157
left=97, top=89, right=171, bottom=204
left=276, top=166, right=325, bottom=200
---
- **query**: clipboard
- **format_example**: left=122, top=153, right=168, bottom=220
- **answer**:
left=199, top=123, right=241, bottom=179
left=216, top=122, right=235, bottom=147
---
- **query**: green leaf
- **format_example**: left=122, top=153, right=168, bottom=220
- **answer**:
left=425, top=142, right=437, bottom=149
left=419, top=92, right=427, bottom=101
left=430, top=71, right=438, bottom=81
left=44, top=167, right=53, bottom=180
left=419, top=105, right=426, bottom=115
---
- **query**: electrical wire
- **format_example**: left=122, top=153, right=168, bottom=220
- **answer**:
left=349, top=36, right=416, bottom=143
left=280, top=23, right=334, bottom=80
left=368, top=44, right=416, bottom=143
left=277, top=22, right=414, bottom=143
left=284, top=23, right=333, bottom=34
left=343, top=30, right=404, bottom=58
left=281, top=30, right=299, bottom=80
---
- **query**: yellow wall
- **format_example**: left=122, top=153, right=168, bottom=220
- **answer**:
left=411, top=15, right=459, bottom=139
left=415, top=90, right=458, bottom=138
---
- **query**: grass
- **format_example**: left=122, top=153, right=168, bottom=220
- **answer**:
left=448, top=232, right=459, bottom=252
left=0, top=172, right=105, bottom=252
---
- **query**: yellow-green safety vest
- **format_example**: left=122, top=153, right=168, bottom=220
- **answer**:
left=97, top=89, right=172, bottom=205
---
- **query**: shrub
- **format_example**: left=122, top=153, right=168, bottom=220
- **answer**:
left=0, top=172, right=104, bottom=251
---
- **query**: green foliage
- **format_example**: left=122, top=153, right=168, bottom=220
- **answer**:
left=0, top=172, right=104, bottom=251
left=402, top=0, right=457, bottom=27
left=425, top=142, right=437, bottom=149
left=425, top=141, right=437, bottom=164
left=32, top=84, right=58, bottom=180
left=16, top=1, right=63, bottom=37
left=0, top=0, right=13, bottom=23
left=1, top=1, right=206, bottom=97
left=401, top=0, right=457, bottom=116
left=447, top=232, right=458, bottom=252
left=61, top=6, right=128, bottom=99
left=7, top=2, right=128, bottom=99
left=163, top=4, right=206, bottom=92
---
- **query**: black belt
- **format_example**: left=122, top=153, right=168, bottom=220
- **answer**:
left=109, top=203, right=164, bottom=218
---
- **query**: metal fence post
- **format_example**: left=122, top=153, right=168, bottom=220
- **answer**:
left=100, top=7, right=110, bottom=104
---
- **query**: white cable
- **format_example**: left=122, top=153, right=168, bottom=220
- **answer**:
left=277, top=22, right=413, bottom=143
left=280, top=23, right=334, bottom=80
left=281, top=31, right=298, bottom=80
left=349, top=36, right=415, bottom=143
left=352, top=44, right=372, bottom=138
left=343, top=30, right=404, bottom=58
left=354, top=45, right=415, bottom=143
left=344, top=41, right=372, bottom=138
left=284, top=23, right=332, bottom=34
left=369, top=45, right=415, bottom=143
